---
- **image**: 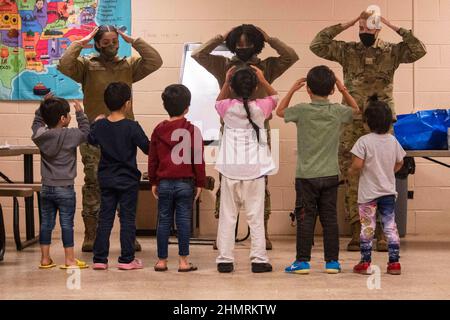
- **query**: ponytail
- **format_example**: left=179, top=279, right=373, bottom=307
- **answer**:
left=230, top=67, right=260, bottom=143
left=243, top=97, right=260, bottom=142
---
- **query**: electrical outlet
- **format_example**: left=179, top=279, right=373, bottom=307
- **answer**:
left=407, top=191, right=414, bottom=199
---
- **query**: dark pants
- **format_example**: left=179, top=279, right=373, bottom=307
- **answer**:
left=296, top=176, right=339, bottom=262
left=93, top=184, right=139, bottom=264
left=157, top=179, right=194, bottom=259
left=39, top=185, right=76, bottom=248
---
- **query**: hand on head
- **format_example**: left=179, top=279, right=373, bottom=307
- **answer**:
left=225, top=66, right=236, bottom=84
left=290, top=78, right=306, bottom=92
left=117, top=29, right=134, bottom=44
left=78, top=26, right=99, bottom=46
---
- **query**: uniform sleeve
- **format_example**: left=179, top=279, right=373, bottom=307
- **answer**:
left=255, top=95, right=279, bottom=119
left=57, top=41, right=86, bottom=83
left=284, top=105, right=301, bottom=123
left=393, top=28, right=427, bottom=64
left=129, top=38, right=163, bottom=82
left=191, top=35, right=229, bottom=86
left=261, top=37, right=299, bottom=83
left=394, top=138, right=407, bottom=162
left=350, top=138, right=366, bottom=160
left=336, top=104, right=353, bottom=124
left=309, top=24, right=347, bottom=65
left=133, top=122, right=150, bottom=155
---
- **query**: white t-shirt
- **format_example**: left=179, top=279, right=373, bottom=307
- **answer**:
left=214, top=95, right=278, bottom=180
left=351, top=133, right=406, bottom=204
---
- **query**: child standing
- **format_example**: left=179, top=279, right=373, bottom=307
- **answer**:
left=32, top=95, right=89, bottom=269
left=276, top=65, right=360, bottom=274
left=148, top=84, right=206, bottom=272
left=215, top=66, right=278, bottom=273
left=349, top=96, right=405, bottom=275
left=88, top=82, right=149, bottom=270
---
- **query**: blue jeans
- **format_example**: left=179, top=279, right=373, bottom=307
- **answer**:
left=39, top=185, right=76, bottom=248
left=157, top=179, right=194, bottom=259
left=93, top=184, right=139, bottom=264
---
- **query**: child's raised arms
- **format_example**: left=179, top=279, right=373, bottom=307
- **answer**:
left=335, top=77, right=360, bottom=114
left=217, top=66, right=236, bottom=101
left=276, top=78, right=306, bottom=118
left=250, top=65, right=277, bottom=97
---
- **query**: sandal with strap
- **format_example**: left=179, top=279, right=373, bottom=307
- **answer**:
left=178, top=263, right=198, bottom=272
left=39, top=259, right=57, bottom=269
left=59, top=259, right=89, bottom=269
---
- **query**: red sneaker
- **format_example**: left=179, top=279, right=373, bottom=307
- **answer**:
left=353, top=261, right=372, bottom=275
left=387, top=262, right=401, bottom=275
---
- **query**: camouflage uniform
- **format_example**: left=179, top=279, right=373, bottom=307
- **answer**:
left=310, top=24, right=426, bottom=248
left=58, top=38, right=163, bottom=250
left=192, top=35, right=298, bottom=248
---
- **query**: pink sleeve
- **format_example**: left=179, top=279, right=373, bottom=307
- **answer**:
left=215, top=99, right=235, bottom=118
left=255, top=95, right=279, bottom=119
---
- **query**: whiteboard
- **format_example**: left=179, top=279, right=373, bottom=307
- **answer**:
left=180, top=43, right=233, bottom=142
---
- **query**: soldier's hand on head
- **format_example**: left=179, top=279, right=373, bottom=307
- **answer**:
left=256, top=26, right=269, bottom=42
left=360, top=10, right=374, bottom=20
left=118, top=30, right=135, bottom=44
left=291, top=78, right=306, bottom=92
left=78, top=26, right=99, bottom=46
left=380, top=16, right=399, bottom=32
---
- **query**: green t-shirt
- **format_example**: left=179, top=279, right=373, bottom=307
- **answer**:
left=284, top=99, right=353, bottom=179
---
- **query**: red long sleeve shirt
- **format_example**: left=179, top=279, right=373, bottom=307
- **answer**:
left=148, top=118, right=206, bottom=188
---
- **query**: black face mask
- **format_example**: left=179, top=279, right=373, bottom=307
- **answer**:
left=359, top=33, right=376, bottom=47
left=235, top=47, right=254, bottom=62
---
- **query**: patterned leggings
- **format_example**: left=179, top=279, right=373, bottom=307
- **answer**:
left=359, top=195, right=400, bottom=263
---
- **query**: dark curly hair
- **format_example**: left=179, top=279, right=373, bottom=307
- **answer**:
left=230, top=67, right=260, bottom=142
left=225, top=24, right=265, bottom=54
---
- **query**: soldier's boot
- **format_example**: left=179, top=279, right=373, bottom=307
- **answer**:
left=82, top=216, right=97, bottom=252
left=347, top=222, right=361, bottom=251
left=375, top=221, right=388, bottom=252
left=265, top=218, right=272, bottom=250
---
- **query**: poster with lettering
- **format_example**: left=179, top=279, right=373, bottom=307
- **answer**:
left=0, top=0, right=131, bottom=100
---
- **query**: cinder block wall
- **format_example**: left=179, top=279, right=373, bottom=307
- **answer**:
left=1, top=0, right=449, bottom=237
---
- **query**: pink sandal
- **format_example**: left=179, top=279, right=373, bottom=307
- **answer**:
left=118, top=259, right=143, bottom=270
left=93, top=263, right=108, bottom=270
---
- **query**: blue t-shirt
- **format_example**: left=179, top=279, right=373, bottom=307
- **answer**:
left=88, top=118, right=149, bottom=188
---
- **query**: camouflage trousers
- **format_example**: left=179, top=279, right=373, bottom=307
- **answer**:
left=339, top=119, right=369, bottom=225
left=214, top=121, right=272, bottom=221
left=80, top=143, right=101, bottom=219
